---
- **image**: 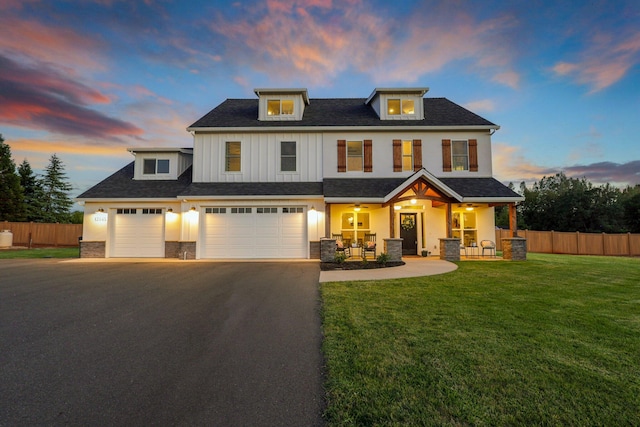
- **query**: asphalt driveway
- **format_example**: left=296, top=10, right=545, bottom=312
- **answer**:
left=0, top=260, right=324, bottom=426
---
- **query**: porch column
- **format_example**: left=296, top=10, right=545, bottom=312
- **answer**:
left=509, top=203, right=517, bottom=237
left=446, top=203, right=453, bottom=238
left=325, top=203, right=331, bottom=238
left=389, top=205, right=395, bottom=238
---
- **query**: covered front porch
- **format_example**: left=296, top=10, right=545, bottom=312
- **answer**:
left=322, top=169, right=523, bottom=259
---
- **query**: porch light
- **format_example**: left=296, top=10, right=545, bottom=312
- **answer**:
left=190, top=206, right=196, bottom=211
left=310, top=206, right=316, bottom=211
left=354, top=206, right=361, bottom=212
left=410, top=199, right=417, bottom=205
left=394, top=205, right=401, bottom=210
left=96, top=208, right=104, bottom=213
left=167, top=208, right=173, bottom=213
left=466, top=207, right=474, bottom=211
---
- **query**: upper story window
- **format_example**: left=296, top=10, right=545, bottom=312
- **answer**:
left=393, top=139, right=422, bottom=172
left=387, top=99, right=415, bottom=116
left=402, top=140, right=413, bottom=171
left=267, top=99, right=294, bottom=116
left=143, top=158, right=170, bottom=175
left=442, top=139, right=478, bottom=172
left=452, top=140, right=469, bottom=171
left=225, top=141, right=241, bottom=172
left=347, top=141, right=363, bottom=171
left=280, top=141, right=296, bottom=172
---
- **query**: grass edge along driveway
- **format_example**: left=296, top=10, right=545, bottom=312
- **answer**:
left=321, top=253, right=640, bottom=426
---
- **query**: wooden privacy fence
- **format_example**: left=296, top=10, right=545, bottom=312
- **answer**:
left=1, top=221, right=83, bottom=247
left=495, top=229, right=640, bottom=256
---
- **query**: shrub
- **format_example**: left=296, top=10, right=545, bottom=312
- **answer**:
left=334, top=252, right=347, bottom=264
left=376, top=252, right=390, bottom=265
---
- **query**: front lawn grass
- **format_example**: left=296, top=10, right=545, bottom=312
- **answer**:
left=0, top=247, right=79, bottom=259
left=321, top=253, right=640, bottom=425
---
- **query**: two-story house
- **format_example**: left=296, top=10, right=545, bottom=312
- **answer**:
left=77, top=87, right=523, bottom=259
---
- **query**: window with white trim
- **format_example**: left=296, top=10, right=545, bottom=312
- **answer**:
left=402, top=140, right=413, bottom=171
left=142, top=208, right=162, bottom=214
left=205, top=208, right=226, bottom=214
left=452, top=140, right=469, bottom=171
left=387, top=99, right=415, bottom=116
left=257, top=207, right=278, bottom=214
left=230, top=207, right=252, bottom=214
left=347, top=141, right=363, bottom=171
left=143, top=159, right=170, bottom=175
left=280, top=141, right=296, bottom=172
left=225, top=141, right=241, bottom=172
left=267, top=99, right=294, bottom=116
left=117, top=208, right=136, bottom=214
left=283, top=207, right=303, bottom=213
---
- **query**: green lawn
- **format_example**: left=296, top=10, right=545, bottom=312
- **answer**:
left=321, top=253, right=640, bottom=426
left=0, top=247, right=79, bottom=259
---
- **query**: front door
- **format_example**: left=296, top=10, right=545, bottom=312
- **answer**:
left=400, top=213, right=418, bottom=255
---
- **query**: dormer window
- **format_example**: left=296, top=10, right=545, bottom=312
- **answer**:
left=143, top=158, right=170, bottom=175
left=267, top=99, right=294, bottom=116
left=255, top=88, right=309, bottom=121
left=387, top=99, right=415, bottom=116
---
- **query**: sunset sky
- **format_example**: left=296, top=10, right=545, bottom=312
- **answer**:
left=1, top=0, right=639, bottom=198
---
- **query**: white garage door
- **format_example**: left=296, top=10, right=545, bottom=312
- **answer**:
left=201, top=207, right=307, bottom=259
left=111, top=208, right=164, bottom=257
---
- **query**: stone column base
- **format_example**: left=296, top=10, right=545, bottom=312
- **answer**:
left=320, top=238, right=336, bottom=262
left=383, top=238, right=403, bottom=262
left=165, top=241, right=196, bottom=259
left=501, top=238, right=527, bottom=261
left=439, top=238, right=461, bottom=261
left=80, top=241, right=105, bottom=258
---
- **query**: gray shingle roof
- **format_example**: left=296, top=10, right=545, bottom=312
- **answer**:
left=76, top=162, right=193, bottom=199
left=439, top=178, right=521, bottom=199
left=188, top=98, right=496, bottom=128
left=323, top=178, right=406, bottom=198
left=77, top=162, right=322, bottom=199
left=323, top=177, right=521, bottom=200
left=78, top=166, right=518, bottom=201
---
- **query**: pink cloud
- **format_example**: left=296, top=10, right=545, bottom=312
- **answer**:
left=0, top=14, right=106, bottom=73
left=551, top=31, right=640, bottom=93
left=211, top=1, right=520, bottom=87
left=0, top=55, right=143, bottom=138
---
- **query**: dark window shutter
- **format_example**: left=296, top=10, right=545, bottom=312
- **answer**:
left=393, top=139, right=402, bottom=171
left=442, top=139, right=452, bottom=172
left=363, top=139, right=372, bottom=172
left=412, top=139, right=422, bottom=171
left=469, top=139, right=478, bottom=172
left=337, top=140, right=346, bottom=172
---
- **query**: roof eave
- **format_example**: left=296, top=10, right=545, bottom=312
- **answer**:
left=187, top=124, right=500, bottom=132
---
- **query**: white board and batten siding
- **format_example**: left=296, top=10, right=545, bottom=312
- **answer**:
left=200, top=206, right=307, bottom=259
left=192, top=133, right=323, bottom=183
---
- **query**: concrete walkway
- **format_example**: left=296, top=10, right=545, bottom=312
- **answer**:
left=319, top=257, right=457, bottom=282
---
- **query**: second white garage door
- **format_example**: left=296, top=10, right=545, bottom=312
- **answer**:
left=200, top=207, right=306, bottom=259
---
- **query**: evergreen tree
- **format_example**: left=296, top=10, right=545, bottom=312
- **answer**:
left=18, top=159, right=46, bottom=222
left=41, top=154, right=73, bottom=223
left=0, top=134, right=25, bottom=221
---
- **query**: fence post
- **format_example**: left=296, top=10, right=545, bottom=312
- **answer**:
left=551, top=230, right=554, bottom=254
left=602, top=232, right=606, bottom=256
left=576, top=231, right=580, bottom=255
